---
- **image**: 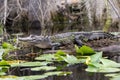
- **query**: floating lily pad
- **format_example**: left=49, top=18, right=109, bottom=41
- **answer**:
left=18, top=71, right=72, bottom=80
left=90, top=52, right=102, bottom=63
left=86, top=65, right=120, bottom=73
left=107, top=74, right=120, bottom=79
left=0, top=75, right=23, bottom=80
left=100, top=58, right=120, bottom=67
left=55, top=50, right=66, bottom=56
left=105, top=73, right=120, bottom=80
left=44, top=71, right=72, bottom=76
left=0, top=71, right=6, bottom=76
left=2, top=42, right=15, bottom=49
left=86, top=52, right=120, bottom=73
left=0, top=49, right=4, bottom=60
left=31, top=66, right=56, bottom=71
left=11, top=62, right=52, bottom=67
left=35, top=54, right=55, bottom=61
left=61, top=54, right=82, bottom=65
left=0, top=60, right=10, bottom=66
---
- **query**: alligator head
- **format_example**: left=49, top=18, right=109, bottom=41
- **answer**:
left=19, top=35, right=52, bottom=48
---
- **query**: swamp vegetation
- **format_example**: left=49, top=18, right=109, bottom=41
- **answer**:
left=0, top=0, right=120, bottom=80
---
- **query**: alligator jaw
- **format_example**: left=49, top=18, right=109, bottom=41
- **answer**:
left=18, top=36, right=33, bottom=42
left=18, top=35, right=52, bottom=49
left=18, top=35, right=43, bottom=42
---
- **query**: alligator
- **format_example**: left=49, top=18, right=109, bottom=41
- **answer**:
left=18, top=32, right=119, bottom=49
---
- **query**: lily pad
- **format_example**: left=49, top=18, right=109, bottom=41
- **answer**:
left=2, top=42, right=15, bottom=49
left=18, top=71, right=72, bottom=80
left=0, top=49, right=4, bottom=60
left=35, top=54, right=55, bottom=61
left=0, top=60, right=10, bottom=66
left=11, top=62, right=52, bottom=67
left=100, top=58, right=120, bottom=67
left=61, top=54, right=82, bottom=65
left=55, top=50, right=66, bottom=56
left=86, top=65, right=120, bottom=73
left=90, top=52, right=102, bottom=63
left=105, top=74, right=120, bottom=80
left=31, top=66, right=56, bottom=71
left=44, top=71, right=72, bottom=76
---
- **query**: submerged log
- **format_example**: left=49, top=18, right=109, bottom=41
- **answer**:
left=95, top=45, right=120, bottom=57
left=96, top=45, right=120, bottom=53
left=43, top=44, right=120, bottom=56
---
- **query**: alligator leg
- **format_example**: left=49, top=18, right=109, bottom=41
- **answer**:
left=50, top=43, right=61, bottom=50
left=75, top=35, right=83, bottom=47
left=74, top=39, right=83, bottom=47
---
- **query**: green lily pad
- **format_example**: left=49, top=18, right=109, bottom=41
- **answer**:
left=106, top=74, right=120, bottom=80
left=0, top=49, right=4, bottom=60
left=86, top=65, right=120, bottom=73
left=11, top=62, right=52, bottom=67
left=18, top=71, right=71, bottom=80
left=0, top=60, right=10, bottom=66
left=2, top=42, right=15, bottom=49
left=44, top=71, right=72, bottom=76
left=31, top=66, right=56, bottom=71
left=0, top=71, right=6, bottom=76
left=35, top=54, right=55, bottom=61
left=100, top=58, right=120, bottom=67
left=55, top=50, right=66, bottom=56
left=90, top=52, right=102, bottom=63
left=61, top=54, right=81, bottom=65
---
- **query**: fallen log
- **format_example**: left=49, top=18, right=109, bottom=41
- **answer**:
left=43, top=45, right=120, bottom=56
left=95, top=45, right=120, bottom=57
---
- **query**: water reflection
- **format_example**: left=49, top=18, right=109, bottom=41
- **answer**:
left=42, top=64, right=109, bottom=80
left=10, top=64, right=109, bottom=80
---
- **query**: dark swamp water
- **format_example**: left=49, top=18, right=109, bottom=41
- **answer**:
left=9, top=60, right=120, bottom=80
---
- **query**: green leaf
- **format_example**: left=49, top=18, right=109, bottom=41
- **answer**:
left=86, top=65, right=120, bottom=73
left=75, top=45, right=95, bottom=55
left=105, top=73, right=120, bottom=80
left=11, top=62, right=52, bottom=67
left=31, top=66, right=56, bottom=71
left=88, top=62, right=102, bottom=68
left=18, top=71, right=71, bottom=80
left=44, top=71, right=72, bottom=76
left=2, top=42, right=15, bottom=49
left=0, top=71, right=6, bottom=76
left=21, top=75, right=48, bottom=80
left=35, top=54, right=55, bottom=61
left=61, top=54, right=81, bottom=65
left=85, top=65, right=99, bottom=72
left=55, top=50, right=66, bottom=56
left=0, top=60, right=10, bottom=66
left=75, top=45, right=83, bottom=55
left=100, top=58, right=120, bottom=67
left=98, top=67, right=120, bottom=73
left=90, top=52, right=102, bottom=63
left=0, top=49, right=4, bottom=60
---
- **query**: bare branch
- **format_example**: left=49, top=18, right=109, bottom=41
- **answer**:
left=4, top=0, right=7, bottom=25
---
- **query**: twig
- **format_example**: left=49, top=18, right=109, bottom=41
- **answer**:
left=108, top=0, right=120, bottom=19
left=4, top=0, right=7, bottom=25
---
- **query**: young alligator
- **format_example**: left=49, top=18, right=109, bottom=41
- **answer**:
left=18, top=32, right=119, bottom=49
